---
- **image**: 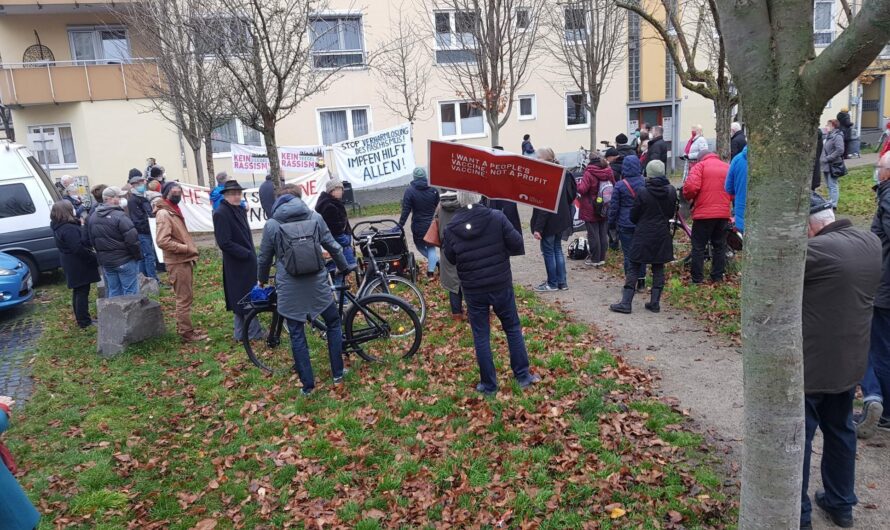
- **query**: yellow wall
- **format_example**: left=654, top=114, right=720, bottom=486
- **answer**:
left=639, top=0, right=667, bottom=103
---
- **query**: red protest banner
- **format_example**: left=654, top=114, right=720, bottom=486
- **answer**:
left=427, top=141, right=566, bottom=213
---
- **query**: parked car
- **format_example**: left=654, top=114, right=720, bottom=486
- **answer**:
left=0, top=251, right=34, bottom=310
left=0, top=141, right=61, bottom=280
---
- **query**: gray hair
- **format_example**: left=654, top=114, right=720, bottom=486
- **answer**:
left=652, top=125, right=663, bottom=136
left=731, top=122, right=742, bottom=133
left=215, top=171, right=229, bottom=184
left=809, top=208, right=836, bottom=226
left=457, top=190, right=482, bottom=207
left=692, top=124, right=703, bottom=134
left=879, top=151, right=890, bottom=170
left=59, top=174, right=75, bottom=188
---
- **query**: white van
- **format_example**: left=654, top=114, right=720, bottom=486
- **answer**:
left=0, top=141, right=61, bottom=277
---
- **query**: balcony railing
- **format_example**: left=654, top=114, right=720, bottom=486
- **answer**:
left=0, top=58, right=159, bottom=107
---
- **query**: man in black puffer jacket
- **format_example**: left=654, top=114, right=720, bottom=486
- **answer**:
left=89, top=186, right=143, bottom=297
left=443, top=191, right=540, bottom=396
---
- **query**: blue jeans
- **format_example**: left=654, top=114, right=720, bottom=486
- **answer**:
left=285, top=303, right=343, bottom=392
left=334, top=234, right=356, bottom=266
left=801, top=388, right=858, bottom=527
left=416, top=242, right=439, bottom=272
left=825, top=173, right=840, bottom=208
left=861, top=306, right=890, bottom=410
left=617, top=227, right=646, bottom=280
left=539, top=234, right=567, bottom=288
left=138, top=234, right=158, bottom=279
left=464, top=287, right=532, bottom=393
left=105, top=260, right=139, bottom=297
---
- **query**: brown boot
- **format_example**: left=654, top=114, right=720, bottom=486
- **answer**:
left=180, top=330, right=207, bottom=342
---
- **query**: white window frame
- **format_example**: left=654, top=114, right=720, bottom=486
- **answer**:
left=67, top=25, right=132, bottom=65
left=27, top=123, right=78, bottom=169
left=310, top=13, right=367, bottom=70
left=813, top=0, right=834, bottom=47
left=565, top=92, right=590, bottom=130
left=315, top=105, right=373, bottom=145
left=211, top=118, right=265, bottom=158
left=437, top=100, right=488, bottom=140
left=563, top=6, right=588, bottom=43
left=432, top=9, right=478, bottom=65
left=517, top=94, right=536, bottom=121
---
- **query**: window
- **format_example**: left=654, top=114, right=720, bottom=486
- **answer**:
left=311, top=16, right=365, bottom=68
left=211, top=118, right=262, bottom=154
left=0, top=184, right=36, bottom=220
left=68, top=26, right=131, bottom=65
left=28, top=124, right=77, bottom=168
left=564, top=7, right=586, bottom=41
left=518, top=95, right=536, bottom=120
left=628, top=13, right=640, bottom=102
left=434, top=10, right=478, bottom=64
left=565, top=93, right=588, bottom=128
left=516, top=8, right=531, bottom=29
left=813, top=0, right=834, bottom=46
left=195, top=17, right=251, bottom=56
left=439, top=101, right=485, bottom=138
left=318, top=107, right=370, bottom=145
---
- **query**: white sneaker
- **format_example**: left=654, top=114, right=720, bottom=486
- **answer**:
left=594, top=261, right=606, bottom=268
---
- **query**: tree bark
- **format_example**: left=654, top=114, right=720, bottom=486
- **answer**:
left=191, top=146, right=206, bottom=188
left=204, top=134, right=215, bottom=184
left=490, top=124, right=500, bottom=148
left=589, top=106, right=598, bottom=151
left=714, top=96, right=733, bottom=160
left=263, top=114, right=282, bottom=187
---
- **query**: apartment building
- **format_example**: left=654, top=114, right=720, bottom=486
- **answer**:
left=0, top=0, right=725, bottom=188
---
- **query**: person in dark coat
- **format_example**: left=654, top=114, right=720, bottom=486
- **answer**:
left=88, top=186, right=143, bottom=297
left=615, top=133, right=636, bottom=159
left=213, top=180, right=263, bottom=341
left=730, top=122, right=747, bottom=160
left=800, top=192, right=881, bottom=529
left=646, top=126, right=669, bottom=166
left=812, top=127, right=824, bottom=191
left=604, top=147, right=623, bottom=179
left=821, top=120, right=846, bottom=208
left=443, top=191, right=539, bottom=396
left=521, top=134, right=535, bottom=156
left=837, top=108, right=853, bottom=158
left=435, top=191, right=464, bottom=319
left=0, top=395, right=40, bottom=530
left=577, top=153, right=614, bottom=266
left=489, top=146, right=523, bottom=236
left=398, top=168, right=440, bottom=278
left=315, top=178, right=355, bottom=265
left=259, top=174, right=276, bottom=220
left=530, top=147, right=577, bottom=292
left=51, top=201, right=100, bottom=328
left=608, top=155, right=647, bottom=291
left=609, top=161, right=676, bottom=314
left=127, top=169, right=158, bottom=280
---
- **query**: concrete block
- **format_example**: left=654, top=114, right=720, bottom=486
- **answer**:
left=97, top=280, right=106, bottom=299
left=96, top=295, right=166, bottom=358
left=138, top=274, right=160, bottom=297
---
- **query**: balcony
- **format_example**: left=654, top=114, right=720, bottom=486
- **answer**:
left=0, top=59, right=159, bottom=107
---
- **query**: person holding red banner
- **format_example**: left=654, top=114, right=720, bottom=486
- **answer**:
left=530, top=148, right=577, bottom=292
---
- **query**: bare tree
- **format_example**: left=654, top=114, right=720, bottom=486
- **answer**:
left=374, top=2, right=433, bottom=125
left=429, top=0, right=546, bottom=147
left=543, top=0, right=625, bottom=148
left=196, top=0, right=350, bottom=186
left=122, top=0, right=231, bottom=186
left=617, top=0, right=738, bottom=159
left=709, top=0, right=890, bottom=526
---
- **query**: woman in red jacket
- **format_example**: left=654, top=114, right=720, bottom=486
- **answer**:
left=577, top=153, right=615, bottom=266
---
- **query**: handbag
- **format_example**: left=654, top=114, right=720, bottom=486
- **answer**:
left=830, top=159, right=848, bottom=178
left=423, top=217, right=441, bottom=247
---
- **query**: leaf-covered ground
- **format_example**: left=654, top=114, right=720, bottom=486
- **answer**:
left=12, top=250, right=736, bottom=528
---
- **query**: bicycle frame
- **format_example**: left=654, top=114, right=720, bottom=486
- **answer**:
left=310, top=276, right=393, bottom=352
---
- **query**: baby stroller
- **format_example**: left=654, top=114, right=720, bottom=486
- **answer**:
left=352, top=219, right=419, bottom=283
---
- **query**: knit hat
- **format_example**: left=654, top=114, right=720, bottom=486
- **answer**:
left=605, top=147, right=620, bottom=159
left=215, top=171, right=229, bottom=185
left=616, top=133, right=629, bottom=145
left=621, top=155, right=642, bottom=178
left=326, top=178, right=344, bottom=193
left=412, top=167, right=427, bottom=180
left=162, top=181, right=181, bottom=198
left=646, top=160, right=666, bottom=178
left=128, top=168, right=143, bottom=180
left=809, top=192, right=833, bottom=215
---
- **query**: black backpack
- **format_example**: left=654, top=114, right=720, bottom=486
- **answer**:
left=568, top=237, right=589, bottom=260
left=276, top=219, right=325, bottom=276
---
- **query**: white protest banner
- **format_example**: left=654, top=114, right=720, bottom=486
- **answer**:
left=332, top=123, right=414, bottom=189
left=174, top=168, right=330, bottom=232
left=231, top=144, right=325, bottom=174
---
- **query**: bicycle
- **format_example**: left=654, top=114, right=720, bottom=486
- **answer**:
left=669, top=187, right=743, bottom=264
left=239, top=274, right=423, bottom=374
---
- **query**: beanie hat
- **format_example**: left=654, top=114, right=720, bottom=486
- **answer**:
left=646, top=160, right=666, bottom=178
left=128, top=168, right=143, bottom=180
left=616, top=133, right=629, bottom=145
left=621, top=155, right=642, bottom=178
left=215, top=171, right=229, bottom=185
left=162, top=181, right=181, bottom=198
left=326, top=178, right=344, bottom=193
left=412, top=167, right=427, bottom=180
left=809, top=192, right=833, bottom=215
left=605, top=147, right=620, bottom=158
left=150, top=166, right=163, bottom=180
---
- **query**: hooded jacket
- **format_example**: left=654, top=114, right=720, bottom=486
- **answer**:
left=577, top=163, right=615, bottom=223
left=399, top=178, right=440, bottom=247
left=725, top=146, right=748, bottom=232
left=257, top=196, right=348, bottom=322
left=88, top=203, right=142, bottom=268
left=629, top=175, right=676, bottom=264
left=315, top=191, right=350, bottom=237
left=443, top=205, right=524, bottom=295
left=821, top=128, right=845, bottom=173
left=155, top=199, right=199, bottom=264
left=530, top=171, right=577, bottom=237
left=436, top=193, right=463, bottom=294
left=608, top=156, right=646, bottom=230
left=872, top=179, right=890, bottom=309
left=683, top=152, right=731, bottom=220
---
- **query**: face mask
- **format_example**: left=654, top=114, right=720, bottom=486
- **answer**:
left=136, top=185, right=146, bottom=193
left=119, top=198, right=128, bottom=209
left=169, top=195, right=182, bottom=205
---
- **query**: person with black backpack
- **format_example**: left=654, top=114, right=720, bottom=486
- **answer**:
left=257, top=184, right=353, bottom=396
left=577, top=153, right=615, bottom=267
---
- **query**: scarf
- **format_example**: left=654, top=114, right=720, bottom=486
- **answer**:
left=684, top=134, right=696, bottom=155
left=163, top=198, right=184, bottom=219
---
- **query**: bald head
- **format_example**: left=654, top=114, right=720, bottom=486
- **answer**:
left=878, top=152, right=890, bottom=183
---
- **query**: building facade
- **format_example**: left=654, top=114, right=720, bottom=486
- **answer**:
left=0, top=0, right=728, bottom=188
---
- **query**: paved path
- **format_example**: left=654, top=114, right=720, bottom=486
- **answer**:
left=0, top=302, right=42, bottom=405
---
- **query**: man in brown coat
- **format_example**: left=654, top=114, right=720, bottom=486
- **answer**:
left=155, top=182, right=207, bottom=342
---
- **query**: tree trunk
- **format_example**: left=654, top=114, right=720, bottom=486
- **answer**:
left=263, top=115, right=282, bottom=187
left=490, top=122, right=500, bottom=148
left=714, top=95, right=734, bottom=160
left=738, top=99, right=821, bottom=528
left=589, top=106, right=598, bottom=151
left=191, top=146, right=206, bottom=187
left=204, top=134, right=215, bottom=183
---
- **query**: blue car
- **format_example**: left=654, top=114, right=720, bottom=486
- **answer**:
left=0, top=251, right=34, bottom=310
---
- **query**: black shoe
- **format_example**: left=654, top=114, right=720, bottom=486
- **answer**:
left=644, top=288, right=662, bottom=313
left=518, top=373, right=541, bottom=389
left=878, top=416, right=890, bottom=433
left=475, top=383, right=497, bottom=397
left=301, top=388, right=313, bottom=396
left=636, top=278, right=646, bottom=292
left=814, top=491, right=853, bottom=528
left=800, top=522, right=813, bottom=530
left=609, top=287, right=635, bottom=314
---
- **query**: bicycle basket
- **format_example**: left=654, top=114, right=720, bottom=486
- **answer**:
left=238, top=285, right=277, bottom=311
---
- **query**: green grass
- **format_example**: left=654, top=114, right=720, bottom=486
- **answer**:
left=13, top=250, right=736, bottom=528
left=822, top=165, right=878, bottom=223
left=355, top=201, right=402, bottom=218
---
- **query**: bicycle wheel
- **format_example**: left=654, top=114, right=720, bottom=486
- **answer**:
left=344, top=294, right=422, bottom=360
left=364, top=275, right=427, bottom=324
left=242, top=308, right=294, bottom=374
